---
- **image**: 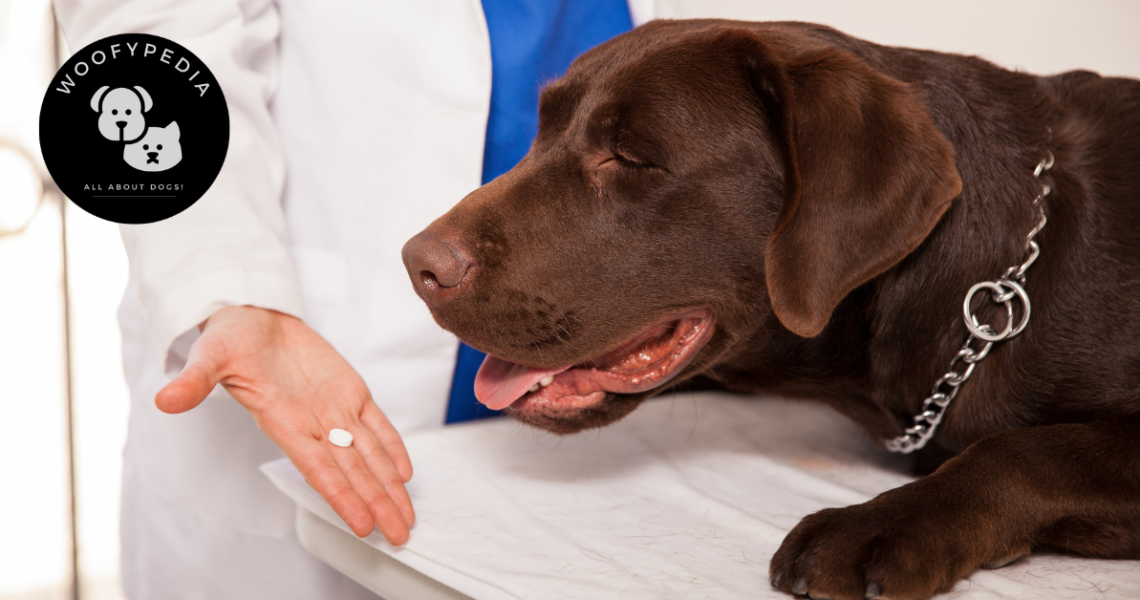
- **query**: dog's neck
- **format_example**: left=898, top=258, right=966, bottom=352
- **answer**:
left=720, top=70, right=1062, bottom=449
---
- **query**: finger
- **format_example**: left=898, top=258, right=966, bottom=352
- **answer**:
left=328, top=435, right=411, bottom=546
left=355, top=428, right=416, bottom=528
left=360, top=401, right=413, bottom=482
left=278, top=429, right=376, bottom=538
left=155, top=352, right=222, bottom=414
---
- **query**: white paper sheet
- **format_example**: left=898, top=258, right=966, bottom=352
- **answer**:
left=262, top=392, right=1140, bottom=599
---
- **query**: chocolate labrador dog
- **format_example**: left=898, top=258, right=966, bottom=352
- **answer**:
left=402, top=19, right=1140, bottom=600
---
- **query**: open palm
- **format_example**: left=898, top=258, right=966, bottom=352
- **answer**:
left=155, top=305, right=415, bottom=544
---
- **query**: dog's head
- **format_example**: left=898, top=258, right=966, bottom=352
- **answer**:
left=91, top=85, right=152, bottom=143
left=403, top=21, right=962, bottom=433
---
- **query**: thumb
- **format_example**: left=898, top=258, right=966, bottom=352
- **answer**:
left=155, top=348, right=224, bottom=414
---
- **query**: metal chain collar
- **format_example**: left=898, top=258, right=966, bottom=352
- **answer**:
left=886, top=153, right=1055, bottom=454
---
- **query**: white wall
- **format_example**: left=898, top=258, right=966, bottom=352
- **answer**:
left=0, top=0, right=130, bottom=599
left=656, top=0, right=1140, bottom=78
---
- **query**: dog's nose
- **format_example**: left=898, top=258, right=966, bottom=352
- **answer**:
left=116, top=121, right=126, bottom=128
left=402, top=230, right=473, bottom=305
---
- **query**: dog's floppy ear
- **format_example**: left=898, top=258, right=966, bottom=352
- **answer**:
left=91, top=86, right=110, bottom=112
left=134, top=86, right=154, bottom=112
left=740, top=30, right=962, bottom=338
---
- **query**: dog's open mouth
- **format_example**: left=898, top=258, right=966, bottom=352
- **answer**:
left=473, top=308, right=715, bottom=414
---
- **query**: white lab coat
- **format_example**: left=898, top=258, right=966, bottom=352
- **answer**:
left=53, top=0, right=654, bottom=597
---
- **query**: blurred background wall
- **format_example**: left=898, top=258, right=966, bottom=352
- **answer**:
left=1, top=2, right=130, bottom=599
left=0, top=1, right=1136, bottom=599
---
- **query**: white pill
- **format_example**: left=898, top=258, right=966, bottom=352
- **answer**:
left=328, top=428, right=354, bottom=448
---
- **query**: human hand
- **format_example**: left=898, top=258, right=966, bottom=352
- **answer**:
left=155, top=305, right=415, bottom=544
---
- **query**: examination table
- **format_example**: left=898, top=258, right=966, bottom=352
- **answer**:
left=262, top=392, right=1140, bottom=599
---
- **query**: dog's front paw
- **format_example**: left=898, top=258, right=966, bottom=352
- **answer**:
left=768, top=495, right=1028, bottom=600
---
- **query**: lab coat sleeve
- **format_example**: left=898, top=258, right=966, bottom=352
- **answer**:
left=54, top=0, right=303, bottom=375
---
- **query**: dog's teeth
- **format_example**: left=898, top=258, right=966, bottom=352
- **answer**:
left=528, top=384, right=540, bottom=393
left=539, top=375, right=554, bottom=387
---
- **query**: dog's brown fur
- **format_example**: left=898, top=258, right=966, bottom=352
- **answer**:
left=403, top=20, right=1140, bottom=599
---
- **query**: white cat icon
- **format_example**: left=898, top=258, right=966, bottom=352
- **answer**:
left=123, top=122, right=182, bottom=172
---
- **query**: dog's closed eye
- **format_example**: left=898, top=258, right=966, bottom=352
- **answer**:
left=596, top=152, right=661, bottom=174
left=610, top=153, right=654, bottom=168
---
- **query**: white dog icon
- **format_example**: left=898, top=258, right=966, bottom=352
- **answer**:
left=91, top=85, right=152, bottom=143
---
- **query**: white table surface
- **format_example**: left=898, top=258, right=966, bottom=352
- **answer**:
left=263, top=392, right=1140, bottom=599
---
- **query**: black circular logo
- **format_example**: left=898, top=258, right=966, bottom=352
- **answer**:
left=40, top=33, right=229, bottom=224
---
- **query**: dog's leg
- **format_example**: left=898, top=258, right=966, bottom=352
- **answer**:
left=769, top=415, right=1140, bottom=600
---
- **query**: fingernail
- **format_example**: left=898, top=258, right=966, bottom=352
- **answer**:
left=865, top=581, right=882, bottom=599
left=792, top=577, right=808, bottom=595
left=771, top=572, right=783, bottom=589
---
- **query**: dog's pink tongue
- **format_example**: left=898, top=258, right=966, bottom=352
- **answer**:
left=474, top=355, right=569, bottom=410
